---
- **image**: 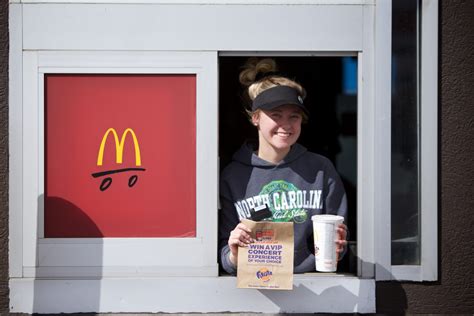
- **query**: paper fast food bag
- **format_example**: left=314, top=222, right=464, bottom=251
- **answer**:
left=237, top=219, right=294, bottom=290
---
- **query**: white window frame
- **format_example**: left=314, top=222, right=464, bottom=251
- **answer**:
left=8, top=0, right=438, bottom=313
left=18, top=51, right=219, bottom=278
left=418, top=0, right=439, bottom=281
left=374, top=0, right=439, bottom=282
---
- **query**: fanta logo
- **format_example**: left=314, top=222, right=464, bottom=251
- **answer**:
left=91, top=128, right=146, bottom=191
left=256, top=268, right=272, bottom=282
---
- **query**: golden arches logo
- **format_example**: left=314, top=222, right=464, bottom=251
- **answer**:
left=97, top=128, right=142, bottom=166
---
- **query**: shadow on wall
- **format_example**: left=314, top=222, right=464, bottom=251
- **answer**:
left=27, top=196, right=103, bottom=314
left=375, top=261, right=409, bottom=313
left=259, top=260, right=408, bottom=314
left=44, top=196, right=105, bottom=237
left=376, top=277, right=409, bottom=314
left=261, top=283, right=360, bottom=313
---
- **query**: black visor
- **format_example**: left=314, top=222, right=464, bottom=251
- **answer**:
left=252, top=85, right=308, bottom=114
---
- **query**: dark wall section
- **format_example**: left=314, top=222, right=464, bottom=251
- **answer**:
left=377, top=0, right=474, bottom=313
left=0, top=1, right=8, bottom=315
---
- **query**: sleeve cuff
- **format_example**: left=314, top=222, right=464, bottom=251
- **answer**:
left=220, top=245, right=237, bottom=275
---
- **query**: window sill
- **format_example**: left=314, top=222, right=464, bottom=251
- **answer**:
left=10, top=274, right=375, bottom=313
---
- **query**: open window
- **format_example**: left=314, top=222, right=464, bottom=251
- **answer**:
left=218, top=55, right=358, bottom=275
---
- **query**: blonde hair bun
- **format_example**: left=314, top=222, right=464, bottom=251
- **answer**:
left=239, top=58, right=306, bottom=102
left=239, top=58, right=277, bottom=87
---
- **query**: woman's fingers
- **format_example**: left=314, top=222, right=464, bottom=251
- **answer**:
left=228, top=223, right=254, bottom=249
left=230, top=239, right=247, bottom=248
left=335, top=223, right=347, bottom=254
left=236, top=223, right=251, bottom=233
left=231, top=229, right=253, bottom=243
left=337, top=224, right=348, bottom=240
left=335, top=239, right=347, bottom=254
left=229, top=234, right=252, bottom=246
left=335, top=239, right=348, bottom=246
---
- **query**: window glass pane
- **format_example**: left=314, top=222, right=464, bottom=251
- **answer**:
left=391, top=0, right=420, bottom=265
left=45, top=74, right=196, bottom=237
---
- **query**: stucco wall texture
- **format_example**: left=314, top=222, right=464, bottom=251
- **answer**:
left=0, top=1, right=473, bottom=314
left=377, top=0, right=474, bottom=313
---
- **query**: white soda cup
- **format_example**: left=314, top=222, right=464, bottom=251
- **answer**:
left=311, top=214, right=344, bottom=272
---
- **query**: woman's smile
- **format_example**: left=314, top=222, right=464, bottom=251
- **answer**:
left=275, top=131, right=292, bottom=137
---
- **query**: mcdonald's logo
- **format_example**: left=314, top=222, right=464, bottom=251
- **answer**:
left=97, top=128, right=141, bottom=166
left=91, top=128, right=146, bottom=191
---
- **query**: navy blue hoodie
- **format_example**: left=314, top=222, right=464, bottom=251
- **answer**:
left=219, top=142, right=347, bottom=274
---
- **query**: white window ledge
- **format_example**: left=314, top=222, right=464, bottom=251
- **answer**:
left=10, top=275, right=375, bottom=313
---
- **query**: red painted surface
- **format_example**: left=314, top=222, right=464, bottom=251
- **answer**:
left=45, top=74, right=196, bottom=237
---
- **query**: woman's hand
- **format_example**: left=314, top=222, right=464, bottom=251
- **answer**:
left=336, top=223, right=348, bottom=261
left=228, top=223, right=254, bottom=266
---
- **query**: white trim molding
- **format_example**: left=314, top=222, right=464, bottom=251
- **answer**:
left=373, top=0, right=392, bottom=281
left=8, top=3, right=24, bottom=279
left=419, top=0, right=438, bottom=282
left=21, top=3, right=365, bottom=51
left=10, top=275, right=375, bottom=313
left=390, top=0, right=439, bottom=282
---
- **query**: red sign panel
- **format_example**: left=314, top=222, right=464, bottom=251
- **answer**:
left=45, top=74, right=196, bottom=237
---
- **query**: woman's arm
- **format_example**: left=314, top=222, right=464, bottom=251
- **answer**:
left=218, top=195, right=240, bottom=274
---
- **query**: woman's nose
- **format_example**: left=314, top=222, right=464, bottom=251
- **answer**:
left=280, top=116, right=291, bottom=128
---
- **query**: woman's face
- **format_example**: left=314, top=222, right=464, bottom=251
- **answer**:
left=252, top=104, right=303, bottom=153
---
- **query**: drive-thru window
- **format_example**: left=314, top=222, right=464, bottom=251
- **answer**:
left=9, top=0, right=438, bottom=313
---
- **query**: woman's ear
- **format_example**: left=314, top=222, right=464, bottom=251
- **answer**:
left=251, top=111, right=260, bottom=127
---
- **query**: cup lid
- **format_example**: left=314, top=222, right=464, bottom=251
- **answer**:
left=311, top=214, right=344, bottom=223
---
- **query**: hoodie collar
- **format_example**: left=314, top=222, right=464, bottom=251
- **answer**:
left=233, top=140, right=307, bottom=167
